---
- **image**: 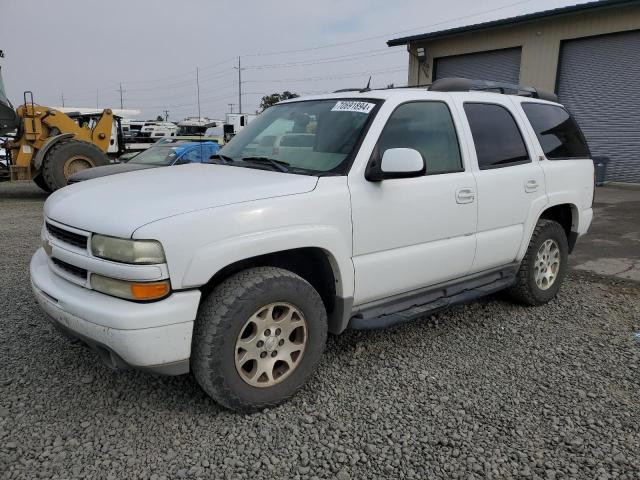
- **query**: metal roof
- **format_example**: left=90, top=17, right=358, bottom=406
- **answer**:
left=387, top=0, right=639, bottom=46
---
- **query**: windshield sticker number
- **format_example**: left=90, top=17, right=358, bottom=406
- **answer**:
left=331, top=101, right=375, bottom=114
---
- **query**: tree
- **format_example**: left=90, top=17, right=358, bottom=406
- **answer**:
left=259, top=91, right=299, bottom=111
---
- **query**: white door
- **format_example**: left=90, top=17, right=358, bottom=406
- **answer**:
left=456, top=96, right=547, bottom=272
left=349, top=100, right=477, bottom=306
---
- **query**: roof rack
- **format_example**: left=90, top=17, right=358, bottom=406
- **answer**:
left=429, top=77, right=558, bottom=102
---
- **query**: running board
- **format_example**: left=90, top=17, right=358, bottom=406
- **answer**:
left=348, top=264, right=518, bottom=330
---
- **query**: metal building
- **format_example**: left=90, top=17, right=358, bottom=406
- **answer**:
left=387, top=0, right=640, bottom=184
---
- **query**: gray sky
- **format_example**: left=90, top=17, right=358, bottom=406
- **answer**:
left=0, top=0, right=590, bottom=121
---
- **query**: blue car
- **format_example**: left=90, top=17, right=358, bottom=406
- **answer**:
left=68, top=138, right=221, bottom=184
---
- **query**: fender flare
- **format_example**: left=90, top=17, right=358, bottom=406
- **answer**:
left=32, top=133, right=75, bottom=170
left=179, top=226, right=354, bottom=298
left=516, top=199, right=580, bottom=261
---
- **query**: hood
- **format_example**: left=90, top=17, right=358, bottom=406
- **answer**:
left=68, top=162, right=159, bottom=183
left=45, top=164, right=318, bottom=238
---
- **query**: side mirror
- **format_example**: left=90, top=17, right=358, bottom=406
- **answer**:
left=365, top=148, right=425, bottom=182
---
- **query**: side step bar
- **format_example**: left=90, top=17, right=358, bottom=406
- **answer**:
left=348, top=264, right=518, bottom=330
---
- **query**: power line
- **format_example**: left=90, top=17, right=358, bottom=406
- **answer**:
left=68, top=57, right=238, bottom=96
left=123, top=82, right=237, bottom=103
left=243, top=48, right=397, bottom=70
left=47, top=0, right=538, bottom=116
left=241, top=0, right=535, bottom=57
left=243, top=66, right=405, bottom=84
left=55, top=0, right=536, bottom=101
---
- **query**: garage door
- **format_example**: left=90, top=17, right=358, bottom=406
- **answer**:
left=434, top=47, right=521, bottom=83
left=557, top=30, right=640, bottom=183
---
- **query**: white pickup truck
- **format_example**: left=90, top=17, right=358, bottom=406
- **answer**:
left=30, top=79, right=594, bottom=411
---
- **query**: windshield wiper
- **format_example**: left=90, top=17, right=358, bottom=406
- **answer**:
left=208, top=153, right=235, bottom=164
left=241, top=156, right=290, bottom=173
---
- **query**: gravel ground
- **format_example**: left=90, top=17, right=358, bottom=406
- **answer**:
left=1, top=183, right=639, bottom=480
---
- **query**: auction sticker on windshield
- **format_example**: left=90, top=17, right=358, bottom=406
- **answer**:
left=331, top=101, right=375, bottom=114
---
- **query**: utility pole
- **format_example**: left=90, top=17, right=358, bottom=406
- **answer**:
left=228, top=103, right=234, bottom=114
left=235, top=56, right=243, bottom=114
left=60, top=91, right=65, bottom=107
left=117, top=83, right=125, bottom=109
left=196, top=67, right=201, bottom=120
left=163, top=110, right=169, bottom=122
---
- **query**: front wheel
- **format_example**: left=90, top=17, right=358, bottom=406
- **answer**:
left=42, top=140, right=109, bottom=191
left=508, top=219, right=569, bottom=305
left=191, top=267, right=328, bottom=412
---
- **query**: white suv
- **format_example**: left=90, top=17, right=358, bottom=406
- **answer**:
left=31, top=79, right=594, bottom=411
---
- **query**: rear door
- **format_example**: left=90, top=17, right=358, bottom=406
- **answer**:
left=518, top=101, right=594, bottom=214
left=454, top=95, right=547, bottom=273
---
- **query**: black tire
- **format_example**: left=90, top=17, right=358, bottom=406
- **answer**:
left=42, top=140, right=109, bottom=191
left=191, top=267, right=328, bottom=412
left=32, top=173, right=51, bottom=193
left=508, top=219, right=568, bottom=306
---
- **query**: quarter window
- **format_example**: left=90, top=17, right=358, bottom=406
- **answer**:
left=521, top=103, right=590, bottom=159
left=464, top=103, right=530, bottom=169
left=377, top=102, right=463, bottom=174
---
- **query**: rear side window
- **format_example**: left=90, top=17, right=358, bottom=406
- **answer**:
left=522, top=103, right=590, bottom=159
left=377, top=101, right=463, bottom=174
left=464, top=103, right=530, bottom=169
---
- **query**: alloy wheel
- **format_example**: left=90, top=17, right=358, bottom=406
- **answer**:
left=234, top=302, right=307, bottom=387
left=534, top=239, right=560, bottom=290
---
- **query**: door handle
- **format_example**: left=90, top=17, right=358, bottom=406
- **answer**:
left=525, top=179, right=539, bottom=193
left=456, top=188, right=475, bottom=204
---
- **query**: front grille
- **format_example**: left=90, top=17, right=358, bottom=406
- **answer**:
left=46, top=222, right=88, bottom=249
left=52, top=258, right=88, bottom=280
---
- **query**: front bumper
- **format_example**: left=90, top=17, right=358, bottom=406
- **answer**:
left=30, top=248, right=201, bottom=375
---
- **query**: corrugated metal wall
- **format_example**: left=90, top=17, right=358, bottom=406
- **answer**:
left=557, top=30, right=640, bottom=183
left=434, top=48, right=522, bottom=83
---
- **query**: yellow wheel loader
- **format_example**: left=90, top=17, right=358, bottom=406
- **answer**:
left=0, top=50, right=119, bottom=192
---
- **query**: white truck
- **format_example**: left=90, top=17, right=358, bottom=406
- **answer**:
left=223, top=113, right=257, bottom=142
left=30, top=79, right=594, bottom=411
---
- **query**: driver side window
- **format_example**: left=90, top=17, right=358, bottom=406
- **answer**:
left=377, top=101, right=463, bottom=175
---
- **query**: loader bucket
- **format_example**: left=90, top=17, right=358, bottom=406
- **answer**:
left=0, top=62, right=19, bottom=136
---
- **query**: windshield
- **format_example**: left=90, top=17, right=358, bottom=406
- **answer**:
left=218, top=98, right=379, bottom=174
left=130, top=139, right=219, bottom=166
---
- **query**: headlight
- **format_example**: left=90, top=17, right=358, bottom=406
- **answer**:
left=91, top=274, right=170, bottom=301
left=91, top=234, right=165, bottom=264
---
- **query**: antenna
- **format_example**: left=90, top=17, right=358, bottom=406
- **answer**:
left=360, top=76, right=372, bottom=93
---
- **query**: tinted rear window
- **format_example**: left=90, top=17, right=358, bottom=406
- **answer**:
left=522, top=103, right=590, bottom=159
left=464, top=103, right=530, bottom=169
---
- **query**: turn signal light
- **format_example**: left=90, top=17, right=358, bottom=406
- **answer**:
left=131, top=282, right=170, bottom=301
left=91, top=274, right=171, bottom=301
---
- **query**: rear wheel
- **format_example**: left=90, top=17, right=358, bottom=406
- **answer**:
left=508, top=219, right=568, bottom=305
left=42, top=140, right=109, bottom=191
left=191, top=267, right=328, bottom=412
